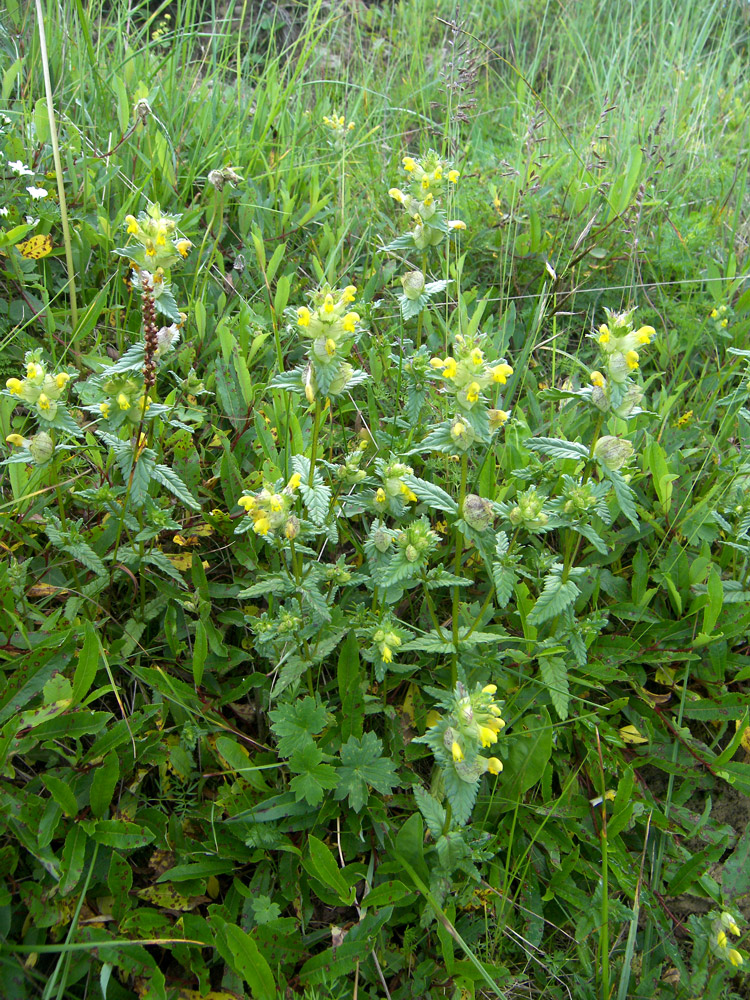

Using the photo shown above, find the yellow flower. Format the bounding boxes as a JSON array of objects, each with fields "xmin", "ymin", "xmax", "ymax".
[
  {"xmin": 451, "ymin": 420, "xmax": 467, "ymax": 440},
  {"xmin": 145, "ymin": 241, "xmax": 156, "ymax": 257},
  {"xmin": 430, "ymin": 357, "xmax": 446, "ymax": 369},
  {"xmin": 156, "ymin": 231, "xmax": 167, "ymax": 247},
  {"xmin": 710, "ymin": 308, "xmax": 718, "ymax": 318},
  {"xmin": 466, "ymin": 382, "xmax": 481, "ymax": 403},
  {"xmin": 343, "ymin": 285, "xmax": 357, "ymax": 303},
  {"xmin": 721, "ymin": 318, "xmax": 728, "ymax": 328},
  {"xmin": 421, "ymin": 177, "xmax": 431, "ymax": 191},
  {"xmin": 27, "ymin": 362, "xmax": 42, "ymax": 380},
  {"xmin": 485, "ymin": 716, "xmax": 505, "ymax": 732},
  {"xmin": 625, "ymin": 350, "xmax": 639, "ymax": 370},
  {"xmin": 483, "ymin": 684, "xmax": 497, "ymax": 694},
  {"xmin": 402, "ymin": 156, "xmax": 416, "ymax": 172},
  {"xmin": 238, "ymin": 495, "xmax": 256, "ymax": 512},
  {"xmin": 37, "ymin": 393, "xmax": 51, "ymax": 411},
  {"xmin": 487, "ymin": 757, "xmax": 503, "ymax": 775},
  {"xmin": 728, "ymin": 949, "xmax": 743, "ymax": 967},
  {"xmin": 253, "ymin": 516, "xmax": 271, "ymax": 536},
  {"xmin": 375, "ymin": 488, "xmax": 387, "ymax": 504},
  {"xmin": 448, "ymin": 169, "xmax": 460, "ymax": 183},
  {"xmin": 636, "ymin": 325, "xmax": 655, "ymax": 344},
  {"xmin": 491, "ymin": 363, "xmax": 513, "ymax": 384},
  {"xmin": 125, "ymin": 215, "xmax": 139, "ymax": 234},
  {"xmin": 478, "ymin": 725, "xmax": 498, "ymax": 747},
  {"xmin": 489, "ymin": 409, "xmax": 510, "ymax": 429},
  {"xmin": 55, "ymin": 372, "xmax": 71, "ymax": 389},
  {"xmin": 297, "ymin": 307, "xmax": 311, "ymax": 327},
  {"xmin": 489, "ymin": 703, "xmax": 503, "ymax": 717},
  {"xmin": 269, "ymin": 495, "xmax": 284, "ymax": 512},
  {"xmin": 323, "ymin": 293, "xmax": 335, "ymax": 315},
  {"xmin": 423, "ymin": 193, "xmax": 434, "ymax": 207},
  {"xmin": 6, "ymin": 378, "xmax": 22, "ymax": 395},
  {"xmin": 433, "ymin": 166, "xmax": 443, "ymax": 181},
  {"xmin": 590, "ymin": 370, "xmax": 605, "ymax": 387},
  {"xmin": 6, "ymin": 433, "xmax": 25, "ymax": 447},
  {"xmin": 598, "ymin": 326, "xmax": 610, "ymax": 345},
  {"xmin": 451, "ymin": 741, "xmax": 464, "ymax": 762},
  {"xmin": 447, "ymin": 219, "xmax": 466, "ymax": 230},
  {"xmin": 175, "ymin": 239, "xmax": 192, "ymax": 258},
  {"xmin": 325, "ymin": 338, "xmax": 337, "ymax": 356},
  {"xmin": 117, "ymin": 393, "xmax": 131, "ymax": 411},
  {"xmin": 342, "ymin": 311, "xmax": 359, "ymax": 333},
  {"xmin": 287, "ymin": 472, "xmax": 302, "ymax": 491},
  {"xmin": 718, "ymin": 931, "xmax": 728, "ymax": 949},
  {"xmin": 443, "ymin": 357, "xmax": 457, "ymax": 379},
  {"xmin": 389, "ymin": 187, "xmax": 405, "ymax": 203},
  {"xmin": 400, "ymin": 483, "xmax": 418, "ymax": 503},
  {"xmin": 470, "ymin": 347, "xmax": 484, "ymax": 365},
  {"xmin": 99, "ymin": 401, "xmax": 110, "ymax": 418},
  {"xmin": 382, "ymin": 645, "xmax": 393, "ymax": 663}
]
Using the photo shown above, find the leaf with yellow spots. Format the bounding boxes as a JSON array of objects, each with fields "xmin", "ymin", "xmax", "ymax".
[
  {"xmin": 619, "ymin": 724, "xmax": 648, "ymax": 744},
  {"xmin": 163, "ymin": 551, "xmax": 208, "ymax": 571},
  {"xmin": 135, "ymin": 884, "xmax": 205, "ymax": 910},
  {"xmin": 736, "ymin": 719, "xmax": 750, "ymax": 755},
  {"xmin": 17, "ymin": 234, "xmax": 53, "ymax": 259}
]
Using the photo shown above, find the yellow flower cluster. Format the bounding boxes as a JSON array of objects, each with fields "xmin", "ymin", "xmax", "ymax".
[
  {"xmin": 237, "ymin": 474, "xmax": 301, "ymax": 540},
  {"xmin": 297, "ymin": 283, "xmax": 359, "ymax": 359},
  {"xmin": 590, "ymin": 308, "xmax": 656, "ymax": 388},
  {"xmin": 123, "ymin": 202, "xmax": 192, "ymax": 270},
  {"xmin": 388, "ymin": 150, "xmax": 463, "ymax": 249},
  {"xmin": 439, "ymin": 683, "xmax": 506, "ymax": 773},
  {"xmin": 430, "ymin": 334, "xmax": 513, "ymax": 414},
  {"xmin": 715, "ymin": 911, "xmax": 744, "ymax": 968},
  {"xmin": 5, "ymin": 354, "xmax": 72, "ymax": 423}
]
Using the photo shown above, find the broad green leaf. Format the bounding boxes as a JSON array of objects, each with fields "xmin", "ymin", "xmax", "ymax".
[
  {"xmin": 42, "ymin": 775, "xmax": 78, "ymax": 817},
  {"xmin": 539, "ymin": 655, "xmax": 569, "ymax": 721},
  {"xmin": 71, "ymin": 623, "xmax": 101, "ymax": 705},
  {"xmin": 92, "ymin": 820, "xmax": 155, "ymax": 849},
  {"xmin": 222, "ymin": 924, "xmax": 275, "ymax": 1000},
  {"xmin": 337, "ymin": 631, "xmax": 364, "ymax": 741},
  {"xmin": 306, "ymin": 835, "xmax": 352, "ymax": 902},
  {"xmin": 90, "ymin": 751, "xmax": 120, "ymax": 818}
]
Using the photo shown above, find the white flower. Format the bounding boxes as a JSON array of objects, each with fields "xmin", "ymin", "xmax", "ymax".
[
  {"xmin": 9, "ymin": 160, "xmax": 33, "ymax": 176},
  {"xmin": 25, "ymin": 216, "xmax": 39, "ymax": 226},
  {"xmin": 0, "ymin": 207, "xmax": 8, "ymax": 217},
  {"xmin": 26, "ymin": 186, "xmax": 48, "ymax": 200}
]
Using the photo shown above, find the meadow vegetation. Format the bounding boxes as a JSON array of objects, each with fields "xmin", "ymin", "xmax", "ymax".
[{"xmin": 1, "ymin": 0, "xmax": 750, "ymax": 997}]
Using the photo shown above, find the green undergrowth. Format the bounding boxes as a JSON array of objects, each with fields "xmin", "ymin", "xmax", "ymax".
[{"xmin": 1, "ymin": 1, "xmax": 750, "ymax": 998}]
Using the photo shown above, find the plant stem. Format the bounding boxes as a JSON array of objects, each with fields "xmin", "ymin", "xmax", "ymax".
[
  {"xmin": 451, "ymin": 452, "xmax": 469, "ymax": 686},
  {"xmin": 308, "ymin": 399, "xmax": 322, "ymax": 486}
]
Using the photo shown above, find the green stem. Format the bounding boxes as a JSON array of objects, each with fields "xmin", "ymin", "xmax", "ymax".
[
  {"xmin": 451, "ymin": 453, "xmax": 469, "ymax": 686},
  {"xmin": 308, "ymin": 400, "xmax": 322, "ymax": 486}
]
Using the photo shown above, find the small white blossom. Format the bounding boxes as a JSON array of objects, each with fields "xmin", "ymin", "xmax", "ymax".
[
  {"xmin": 9, "ymin": 160, "xmax": 33, "ymax": 176},
  {"xmin": 26, "ymin": 186, "xmax": 48, "ymax": 200},
  {"xmin": 0, "ymin": 207, "xmax": 8, "ymax": 217}
]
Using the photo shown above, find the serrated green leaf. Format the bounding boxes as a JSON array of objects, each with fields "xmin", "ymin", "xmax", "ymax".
[
  {"xmin": 334, "ymin": 731, "xmax": 399, "ymax": 812},
  {"xmin": 288, "ymin": 744, "xmax": 339, "ymax": 806},
  {"xmin": 528, "ymin": 567, "xmax": 580, "ymax": 625},
  {"xmin": 401, "ymin": 475, "xmax": 457, "ymax": 514},
  {"xmin": 151, "ymin": 463, "xmax": 200, "ymax": 510},
  {"xmin": 269, "ymin": 696, "xmax": 328, "ymax": 757},
  {"xmin": 525, "ymin": 437, "xmax": 590, "ymax": 461},
  {"xmin": 413, "ymin": 784, "xmax": 446, "ymax": 838}
]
